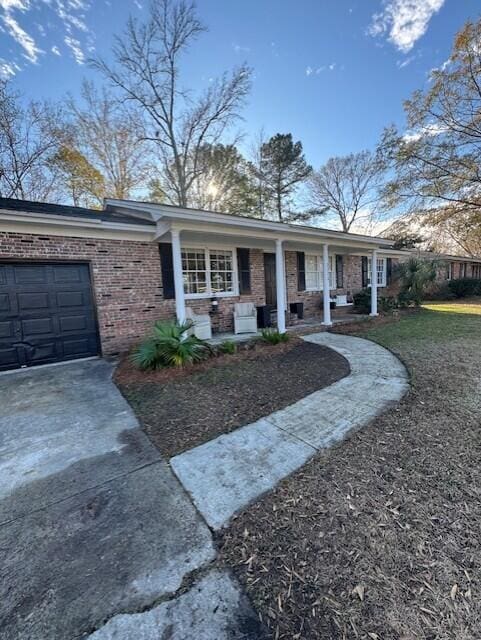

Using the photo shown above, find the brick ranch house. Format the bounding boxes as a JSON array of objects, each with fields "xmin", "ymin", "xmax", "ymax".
[{"xmin": 1, "ymin": 196, "xmax": 480, "ymax": 372}]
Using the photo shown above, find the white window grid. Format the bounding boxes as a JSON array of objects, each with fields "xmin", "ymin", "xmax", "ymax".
[
  {"xmin": 181, "ymin": 247, "xmax": 236, "ymax": 298},
  {"xmin": 367, "ymin": 257, "xmax": 387, "ymax": 287},
  {"xmin": 305, "ymin": 254, "xmax": 335, "ymax": 291}
]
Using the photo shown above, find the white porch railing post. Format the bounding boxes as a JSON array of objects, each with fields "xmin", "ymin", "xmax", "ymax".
[
  {"xmin": 275, "ymin": 238, "xmax": 286, "ymax": 333},
  {"xmin": 322, "ymin": 243, "xmax": 332, "ymax": 326},
  {"xmin": 370, "ymin": 249, "xmax": 379, "ymax": 317},
  {"xmin": 171, "ymin": 228, "xmax": 186, "ymax": 324}
]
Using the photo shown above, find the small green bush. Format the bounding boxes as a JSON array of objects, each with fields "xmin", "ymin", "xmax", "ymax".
[
  {"xmin": 261, "ymin": 328, "xmax": 290, "ymax": 344},
  {"xmin": 447, "ymin": 277, "xmax": 481, "ymax": 298},
  {"xmin": 354, "ymin": 289, "xmax": 400, "ymax": 313},
  {"xmin": 379, "ymin": 296, "xmax": 398, "ymax": 312},
  {"xmin": 396, "ymin": 257, "xmax": 437, "ymax": 305},
  {"xmin": 423, "ymin": 281, "xmax": 456, "ymax": 301},
  {"xmin": 218, "ymin": 339, "xmax": 237, "ymax": 355},
  {"xmin": 132, "ymin": 320, "xmax": 212, "ymax": 369},
  {"xmin": 353, "ymin": 288, "xmax": 371, "ymax": 314}
]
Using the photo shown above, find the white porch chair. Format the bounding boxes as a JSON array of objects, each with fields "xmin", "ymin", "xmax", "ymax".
[
  {"xmin": 234, "ymin": 302, "xmax": 257, "ymax": 334},
  {"xmin": 185, "ymin": 307, "xmax": 212, "ymax": 340}
]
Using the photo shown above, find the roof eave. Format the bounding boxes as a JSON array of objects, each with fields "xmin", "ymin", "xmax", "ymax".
[{"xmin": 105, "ymin": 199, "xmax": 395, "ymax": 248}]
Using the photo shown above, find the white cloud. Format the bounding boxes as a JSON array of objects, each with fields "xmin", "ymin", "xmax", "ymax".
[
  {"xmin": 2, "ymin": 13, "xmax": 41, "ymax": 62},
  {"xmin": 0, "ymin": 0, "xmax": 94, "ymax": 72},
  {"xmin": 306, "ymin": 63, "xmax": 337, "ymax": 77},
  {"xmin": 0, "ymin": 58, "xmax": 19, "ymax": 78},
  {"xmin": 64, "ymin": 35, "xmax": 84, "ymax": 64},
  {"xmin": 233, "ymin": 43, "xmax": 250, "ymax": 54},
  {"xmin": 397, "ymin": 54, "xmax": 415, "ymax": 68},
  {"xmin": 403, "ymin": 122, "xmax": 446, "ymax": 142},
  {"xmin": 369, "ymin": 0, "xmax": 445, "ymax": 53}
]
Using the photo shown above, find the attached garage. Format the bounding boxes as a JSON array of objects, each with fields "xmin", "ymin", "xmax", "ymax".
[{"xmin": 0, "ymin": 262, "xmax": 100, "ymax": 371}]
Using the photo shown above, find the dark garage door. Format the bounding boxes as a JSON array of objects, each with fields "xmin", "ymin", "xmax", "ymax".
[{"xmin": 0, "ymin": 262, "xmax": 100, "ymax": 371}]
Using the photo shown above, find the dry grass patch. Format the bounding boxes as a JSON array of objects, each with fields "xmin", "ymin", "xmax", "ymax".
[{"xmin": 218, "ymin": 299, "xmax": 481, "ymax": 640}]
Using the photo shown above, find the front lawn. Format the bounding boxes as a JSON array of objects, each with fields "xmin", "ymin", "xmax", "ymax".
[
  {"xmin": 218, "ymin": 299, "xmax": 481, "ymax": 640},
  {"xmin": 116, "ymin": 338, "xmax": 350, "ymax": 458}
]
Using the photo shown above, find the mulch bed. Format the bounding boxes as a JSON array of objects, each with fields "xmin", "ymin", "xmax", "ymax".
[
  {"xmin": 115, "ymin": 337, "xmax": 350, "ymax": 458},
  {"xmin": 217, "ymin": 305, "xmax": 481, "ymax": 640}
]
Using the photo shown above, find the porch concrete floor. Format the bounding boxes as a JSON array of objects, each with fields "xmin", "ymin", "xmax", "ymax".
[{"xmin": 208, "ymin": 314, "xmax": 369, "ymax": 344}]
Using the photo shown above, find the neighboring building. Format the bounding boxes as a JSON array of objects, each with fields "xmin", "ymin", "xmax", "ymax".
[
  {"xmin": 412, "ymin": 250, "xmax": 481, "ymax": 281},
  {"xmin": 0, "ymin": 197, "xmax": 479, "ymax": 372}
]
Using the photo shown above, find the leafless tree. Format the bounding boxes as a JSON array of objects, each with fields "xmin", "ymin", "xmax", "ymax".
[
  {"xmin": 308, "ymin": 150, "xmax": 386, "ymax": 232},
  {"xmin": 65, "ymin": 81, "xmax": 151, "ymax": 200},
  {"xmin": 91, "ymin": 0, "xmax": 251, "ymax": 207},
  {"xmin": 0, "ymin": 81, "xmax": 60, "ymax": 201}
]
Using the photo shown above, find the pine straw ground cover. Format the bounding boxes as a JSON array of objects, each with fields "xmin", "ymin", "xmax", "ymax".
[
  {"xmin": 115, "ymin": 337, "xmax": 350, "ymax": 458},
  {"xmin": 217, "ymin": 299, "xmax": 481, "ymax": 640}
]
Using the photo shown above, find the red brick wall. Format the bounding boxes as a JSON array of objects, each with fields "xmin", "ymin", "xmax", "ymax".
[
  {"xmin": 285, "ymin": 251, "xmax": 365, "ymax": 319},
  {"xmin": 185, "ymin": 248, "xmax": 265, "ymax": 333},
  {"xmin": 0, "ymin": 230, "xmax": 401, "ymax": 353},
  {"xmin": 0, "ymin": 231, "xmax": 171, "ymax": 355},
  {"xmin": 0, "ymin": 233, "xmax": 266, "ymax": 353}
]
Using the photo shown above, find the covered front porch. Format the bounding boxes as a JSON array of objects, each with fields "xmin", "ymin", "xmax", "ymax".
[{"xmin": 106, "ymin": 199, "xmax": 401, "ymax": 335}]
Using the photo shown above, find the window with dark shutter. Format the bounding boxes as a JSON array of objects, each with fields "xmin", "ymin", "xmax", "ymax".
[
  {"xmin": 297, "ymin": 251, "xmax": 306, "ymax": 291},
  {"xmin": 236, "ymin": 248, "xmax": 251, "ymax": 294},
  {"xmin": 386, "ymin": 258, "xmax": 393, "ymax": 285},
  {"xmin": 159, "ymin": 243, "xmax": 175, "ymax": 299},
  {"xmin": 335, "ymin": 255, "xmax": 343, "ymax": 288},
  {"xmin": 361, "ymin": 256, "xmax": 368, "ymax": 288}
]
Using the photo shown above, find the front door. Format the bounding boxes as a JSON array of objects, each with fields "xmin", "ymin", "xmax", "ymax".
[{"xmin": 264, "ymin": 253, "xmax": 277, "ymax": 306}]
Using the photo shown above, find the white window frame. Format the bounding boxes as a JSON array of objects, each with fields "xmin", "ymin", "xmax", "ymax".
[
  {"xmin": 305, "ymin": 254, "xmax": 335, "ymax": 291},
  {"xmin": 367, "ymin": 257, "xmax": 387, "ymax": 288},
  {"xmin": 181, "ymin": 245, "xmax": 239, "ymax": 299},
  {"xmin": 447, "ymin": 262, "xmax": 454, "ymax": 280}
]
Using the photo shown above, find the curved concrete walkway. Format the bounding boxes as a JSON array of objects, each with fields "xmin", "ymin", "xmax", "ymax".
[{"xmin": 171, "ymin": 332, "xmax": 409, "ymax": 530}]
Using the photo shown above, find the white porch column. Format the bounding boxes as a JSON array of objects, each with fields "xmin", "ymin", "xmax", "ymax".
[
  {"xmin": 171, "ymin": 228, "xmax": 186, "ymax": 324},
  {"xmin": 322, "ymin": 243, "xmax": 332, "ymax": 326},
  {"xmin": 275, "ymin": 238, "xmax": 286, "ymax": 333},
  {"xmin": 370, "ymin": 249, "xmax": 379, "ymax": 317}
]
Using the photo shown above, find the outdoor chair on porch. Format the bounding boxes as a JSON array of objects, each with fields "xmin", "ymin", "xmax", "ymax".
[
  {"xmin": 234, "ymin": 302, "xmax": 257, "ymax": 334},
  {"xmin": 185, "ymin": 307, "xmax": 212, "ymax": 340}
]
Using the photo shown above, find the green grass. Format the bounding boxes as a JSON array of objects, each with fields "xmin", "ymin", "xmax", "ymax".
[{"xmin": 358, "ymin": 298, "xmax": 481, "ymax": 347}]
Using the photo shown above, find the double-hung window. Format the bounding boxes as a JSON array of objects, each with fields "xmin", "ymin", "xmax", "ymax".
[
  {"xmin": 182, "ymin": 247, "xmax": 236, "ymax": 297},
  {"xmin": 305, "ymin": 254, "xmax": 335, "ymax": 291},
  {"xmin": 367, "ymin": 257, "xmax": 387, "ymax": 287}
]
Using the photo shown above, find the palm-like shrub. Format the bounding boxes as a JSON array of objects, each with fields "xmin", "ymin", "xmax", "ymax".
[
  {"xmin": 396, "ymin": 257, "xmax": 437, "ymax": 306},
  {"xmin": 261, "ymin": 328, "xmax": 289, "ymax": 344},
  {"xmin": 132, "ymin": 320, "xmax": 211, "ymax": 369}
]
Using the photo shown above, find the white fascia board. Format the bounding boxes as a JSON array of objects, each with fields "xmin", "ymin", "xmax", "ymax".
[
  {"xmin": 377, "ymin": 248, "xmax": 412, "ymax": 258},
  {"xmin": 106, "ymin": 199, "xmax": 394, "ymax": 248}
]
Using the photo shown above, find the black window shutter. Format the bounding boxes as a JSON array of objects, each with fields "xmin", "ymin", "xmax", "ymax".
[
  {"xmin": 335, "ymin": 255, "xmax": 344, "ymax": 288},
  {"xmin": 297, "ymin": 251, "xmax": 306, "ymax": 291},
  {"xmin": 386, "ymin": 258, "xmax": 393, "ymax": 284},
  {"xmin": 361, "ymin": 256, "xmax": 368, "ymax": 288},
  {"xmin": 237, "ymin": 248, "xmax": 251, "ymax": 294},
  {"xmin": 159, "ymin": 243, "xmax": 175, "ymax": 299}
]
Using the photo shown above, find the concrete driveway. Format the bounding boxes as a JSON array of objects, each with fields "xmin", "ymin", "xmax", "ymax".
[{"xmin": 0, "ymin": 359, "xmax": 260, "ymax": 639}]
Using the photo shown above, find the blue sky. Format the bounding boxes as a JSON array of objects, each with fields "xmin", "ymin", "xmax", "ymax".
[{"xmin": 0, "ymin": 0, "xmax": 478, "ymax": 168}]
